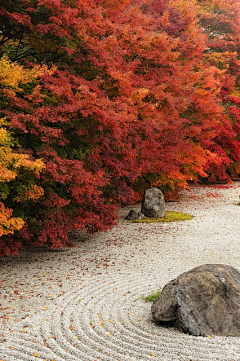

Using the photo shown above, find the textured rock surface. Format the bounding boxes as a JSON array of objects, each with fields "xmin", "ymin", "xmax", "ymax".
[
  {"xmin": 141, "ymin": 187, "xmax": 165, "ymax": 218},
  {"xmin": 125, "ymin": 210, "xmax": 145, "ymax": 220},
  {"xmin": 151, "ymin": 264, "xmax": 240, "ymax": 336}
]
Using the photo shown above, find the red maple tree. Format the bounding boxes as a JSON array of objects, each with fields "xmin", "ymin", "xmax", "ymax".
[{"xmin": 0, "ymin": 0, "xmax": 239, "ymax": 255}]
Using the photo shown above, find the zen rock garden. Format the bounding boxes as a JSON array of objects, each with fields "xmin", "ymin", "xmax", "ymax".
[
  {"xmin": 127, "ymin": 187, "xmax": 240, "ymax": 338},
  {"xmin": 151, "ymin": 264, "xmax": 240, "ymax": 337},
  {"xmin": 1, "ymin": 182, "xmax": 240, "ymax": 360}
]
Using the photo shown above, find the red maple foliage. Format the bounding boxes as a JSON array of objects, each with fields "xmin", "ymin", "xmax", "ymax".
[
  {"xmin": 0, "ymin": 0, "xmax": 239, "ymax": 255},
  {"xmin": 196, "ymin": 0, "xmax": 240, "ymax": 180}
]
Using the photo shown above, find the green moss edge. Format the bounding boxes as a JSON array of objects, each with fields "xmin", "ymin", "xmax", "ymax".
[
  {"xmin": 130, "ymin": 211, "xmax": 192, "ymax": 223},
  {"xmin": 141, "ymin": 290, "xmax": 161, "ymax": 302}
]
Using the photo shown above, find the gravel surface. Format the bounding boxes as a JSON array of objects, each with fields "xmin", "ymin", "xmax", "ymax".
[{"xmin": 0, "ymin": 182, "xmax": 240, "ymax": 360}]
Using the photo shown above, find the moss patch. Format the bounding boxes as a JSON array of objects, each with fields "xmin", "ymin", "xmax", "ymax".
[
  {"xmin": 130, "ymin": 211, "xmax": 192, "ymax": 223},
  {"xmin": 141, "ymin": 290, "xmax": 161, "ymax": 302}
]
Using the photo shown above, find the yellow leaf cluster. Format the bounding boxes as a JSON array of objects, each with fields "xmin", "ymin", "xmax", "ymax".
[
  {"xmin": 131, "ymin": 88, "xmax": 149, "ymax": 104},
  {"xmin": 0, "ymin": 126, "xmax": 17, "ymax": 182},
  {"xmin": 0, "ymin": 202, "xmax": 24, "ymax": 237},
  {"xmin": 13, "ymin": 184, "xmax": 44, "ymax": 203},
  {"xmin": 0, "ymin": 164, "xmax": 16, "ymax": 183},
  {"xmin": 0, "ymin": 54, "xmax": 56, "ymax": 93},
  {"xmin": 15, "ymin": 156, "xmax": 44, "ymax": 174},
  {"xmin": 0, "ymin": 119, "xmax": 45, "ymax": 182},
  {"xmin": 0, "ymin": 120, "xmax": 45, "ymax": 237},
  {"xmin": 0, "ymin": 54, "xmax": 37, "ymax": 91}
]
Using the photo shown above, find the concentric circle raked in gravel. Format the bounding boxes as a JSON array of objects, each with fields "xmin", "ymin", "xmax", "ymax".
[
  {"xmin": 1, "ymin": 272, "xmax": 240, "ymax": 361},
  {"xmin": 1, "ymin": 183, "xmax": 240, "ymax": 361}
]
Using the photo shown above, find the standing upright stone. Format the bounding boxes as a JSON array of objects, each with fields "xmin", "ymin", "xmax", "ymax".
[{"xmin": 141, "ymin": 187, "xmax": 165, "ymax": 218}]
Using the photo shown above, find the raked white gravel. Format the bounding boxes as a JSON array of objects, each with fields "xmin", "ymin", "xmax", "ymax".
[{"xmin": 0, "ymin": 182, "xmax": 240, "ymax": 360}]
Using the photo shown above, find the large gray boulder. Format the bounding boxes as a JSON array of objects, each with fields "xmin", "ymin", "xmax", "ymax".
[
  {"xmin": 151, "ymin": 264, "xmax": 240, "ymax": 336},
  {"xmin": 141, "ymin": 187, "xmax": 165, "ymax": 218}
]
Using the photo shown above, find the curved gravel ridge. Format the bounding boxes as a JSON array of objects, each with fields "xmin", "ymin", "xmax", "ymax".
[
  {"xmin": 0, "ymin": 183, "xmax": 240, "ymax": 360},
  {"xmin": 2, "ymin": 273, "xmax": 240, "ymax": 361}
]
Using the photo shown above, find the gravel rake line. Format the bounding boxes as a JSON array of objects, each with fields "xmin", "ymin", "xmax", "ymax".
[
  {"xmin": 38, "ymin": 275, "xmax": 165, "ymax": 360},
  {"xmin": 0, "ymin": 336, "xmax": 60, "ymax": 361},
  {"xmin": 2, "ymin": 273, "xmax": 240, "ymax": 361},
  {"xmin": 1, "ymin": 184, "xmax": 240, "ymax": 361}
]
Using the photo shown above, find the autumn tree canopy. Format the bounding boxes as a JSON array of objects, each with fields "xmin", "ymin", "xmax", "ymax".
[{"xmin": 0, "ymin": 0, "xmax": 239, "ymax": 255}]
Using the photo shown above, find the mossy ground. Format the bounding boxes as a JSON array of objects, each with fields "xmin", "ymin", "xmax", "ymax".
[
  {"xmin": 141, "ymin": 290, "xmax": 161, "ymax": 302},
  {"xmin": 130, "ymin": 211, "xmax": 192, "ymax": 223}
]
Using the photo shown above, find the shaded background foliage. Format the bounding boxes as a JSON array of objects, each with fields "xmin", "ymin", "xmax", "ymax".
[{"xmin": 0, "ymin": 0, "xmax": 239, "ymax": 255}]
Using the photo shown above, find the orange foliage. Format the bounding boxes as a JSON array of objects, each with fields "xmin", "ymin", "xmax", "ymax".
[
  {"xmin": 0, "ymin": 0, "xmax": 239, "ymax": 255},
  {"xmin": 0, "ymin": 202, "xmax": 24, "ymax": 237}
]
